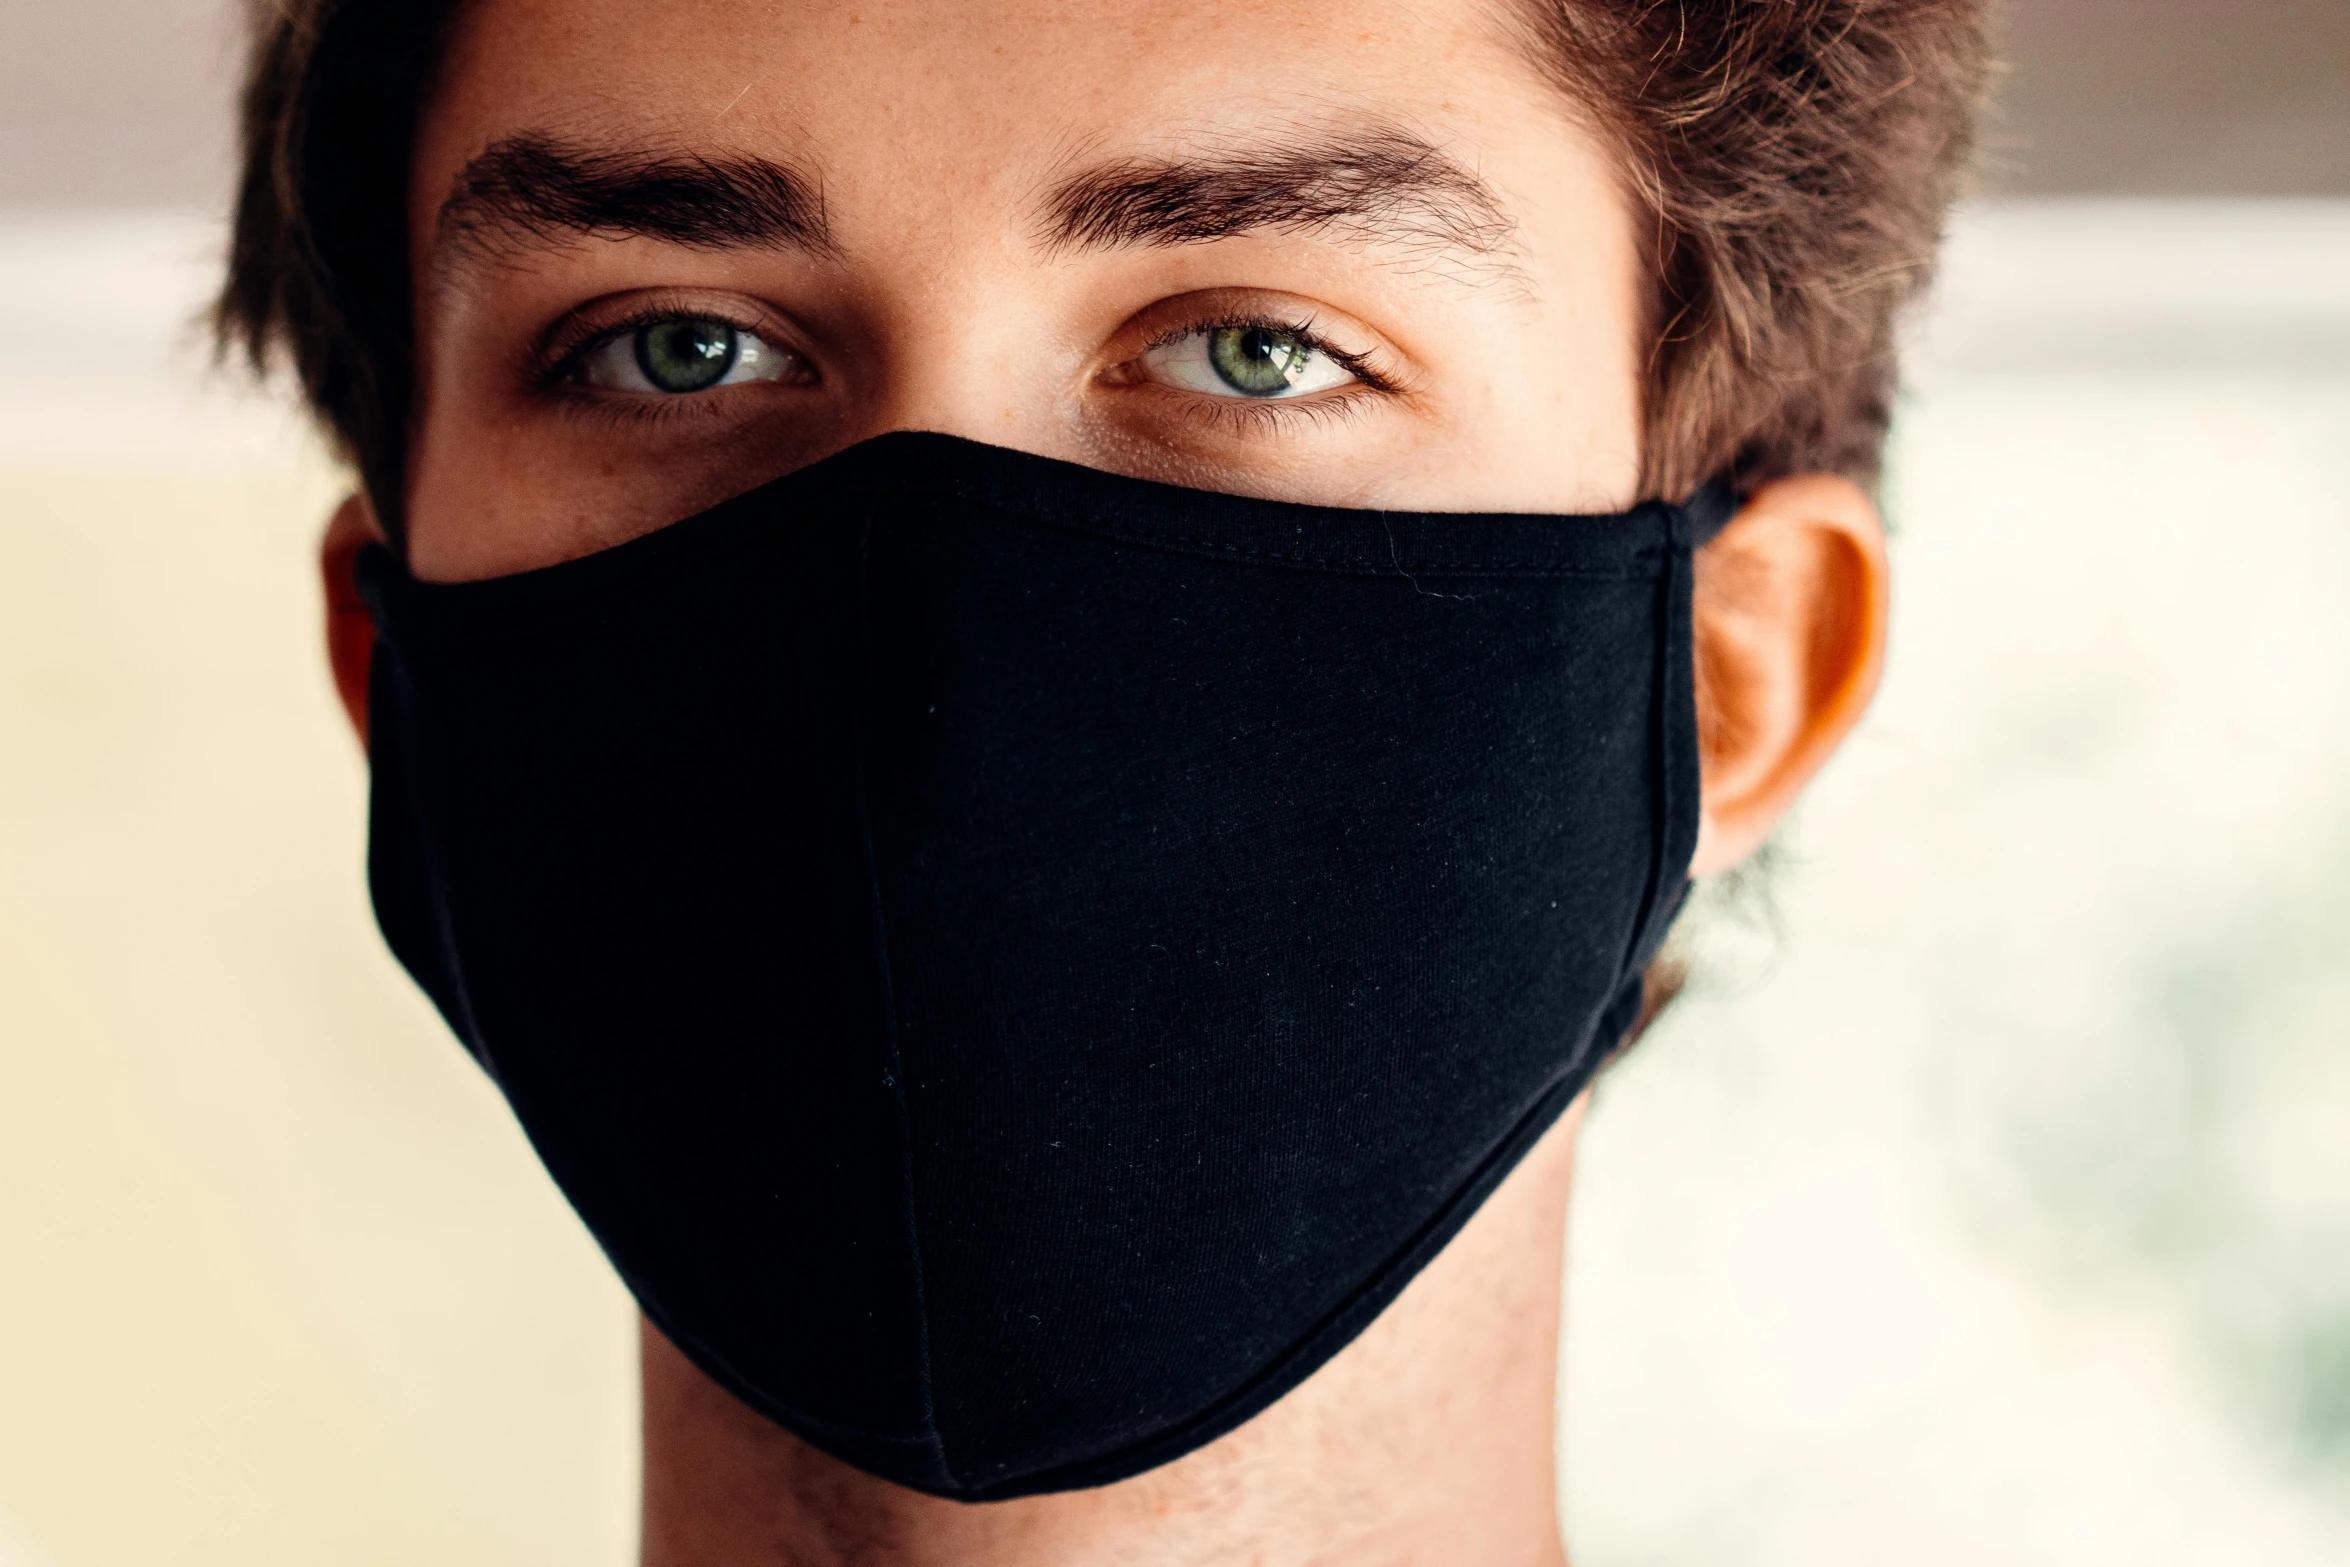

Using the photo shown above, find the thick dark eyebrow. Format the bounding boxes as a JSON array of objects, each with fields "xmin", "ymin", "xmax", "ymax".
[
  {"xmin": 1039, "ymin": 127, "xmax": 1517, "ymax": 268},
  {"xmin": 435, "ymin": 134, "xmax": 835, "ymax": 262}
]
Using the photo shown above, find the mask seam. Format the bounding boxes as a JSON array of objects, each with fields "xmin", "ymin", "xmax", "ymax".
[
  {"xmin": 1019, "ymin": 529, "xmax": 1658, "ymax": 580},
  {"xmin": 1614, "ymin": 497, "xmax": 1697, "ymax": 984},
  {"xmin": 914, "ymin": 482, "xmax": 1669, "ymax": 580},
  {"xmin": 364, "ymin": 526, "xmax": 1668, "ymax": 654},
  {"xmin": 374, "ymin": 645, "xmax": 502, "ymax": 1081},
  {"xmin": 849, "ymin": 497, "xmax": 956, "ymax": 1491},
  {"xmin": 916, "ymin": 495, "xmax": 1715, "ymax": 1501},
  {"xmin": 355, "ymin": 478, "xmax": 1676, "ymax": 655}
]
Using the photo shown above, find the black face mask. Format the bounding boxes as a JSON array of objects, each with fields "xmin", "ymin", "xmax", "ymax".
[{"xmin": 357, "ymin": 431, "xmax": 1729, "ymax": 1501}]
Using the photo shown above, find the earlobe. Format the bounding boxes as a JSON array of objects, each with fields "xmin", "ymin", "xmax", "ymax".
[
  {"xmin": 321, "ymin": 493, "xmax": 383, "ymax": 750},
  {"xmin": 1687, "ymin": 473, "xmax": 1888, "ymax": 877}
]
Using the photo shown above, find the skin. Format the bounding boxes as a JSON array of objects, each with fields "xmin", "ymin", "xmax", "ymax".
[{"xmin": 318, "ymin": 0, "xmax": 1890, "ymax": 1559}]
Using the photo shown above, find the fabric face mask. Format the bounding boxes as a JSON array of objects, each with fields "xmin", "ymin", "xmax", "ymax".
[{"xmin": 357, "ymin": 431, "xmax": 1730, "ymax": 1500}]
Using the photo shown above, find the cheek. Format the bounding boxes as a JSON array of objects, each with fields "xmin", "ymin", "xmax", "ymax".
[
  {"xmin": 404, "ymin": 402, "xmax": 850, "ymax": 584},
  {"xmin": 401, "ymin": 282, "xmax": 853, "ymax": 582},
  {"xmin": 1497, "ymin": 261, "xmax": 1647, "ymax": 511},
  {"xmin": 1348, "ymin": 297, "xmax": 1644, "ymax": 516}
]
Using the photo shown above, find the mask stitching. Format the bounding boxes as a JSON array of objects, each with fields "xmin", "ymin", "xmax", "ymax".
[
  {"xmin": 364, "ymin": 525, "xmax": 1671, "ymax": 653},
  {"xmin": 918, "ymin": 487, "xmax": 1671, "ymax": 580}
]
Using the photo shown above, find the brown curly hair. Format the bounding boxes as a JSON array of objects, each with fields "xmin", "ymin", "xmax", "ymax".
[{"xmin": 216, "ymin": 0, "xmax": 1993, "ymax": 526}]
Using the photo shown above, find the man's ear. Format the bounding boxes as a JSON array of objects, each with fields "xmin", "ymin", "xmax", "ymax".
[
  {"xmin": 1688, "ymin": 474, "xmax": 1889, "ymax": 876},
  {"xmin": 321, "ymin": 493, "xmax": 383, "ymax": 750}
]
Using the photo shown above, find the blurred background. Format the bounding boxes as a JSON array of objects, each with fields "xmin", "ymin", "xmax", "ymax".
[{"xmin": 1, "ymin": 2, "xmax": 2345, "ymax": 1563}]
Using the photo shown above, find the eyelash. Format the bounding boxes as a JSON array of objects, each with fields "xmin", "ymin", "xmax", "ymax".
[
  {"xmin": 536, "ymin": 303, "xmax": 783, "ymax": 393},
  {"xmin": 1125, "ymin": 309, "xmax": 1399, "ymax": 437},
  {"xmin": 1141, "ymin": 311, "xmax": 1395, "ymax": 390},
  {"xmin": 534, "ymin": 305, "xmax": 1398, "ymax": 430},
  {"xmin": 1154, "ymin": 376, "xmax": 1385, "ymax": 438}
]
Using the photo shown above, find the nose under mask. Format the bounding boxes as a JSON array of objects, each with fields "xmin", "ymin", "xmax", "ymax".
[{"xmin": 356, "ymin": 431, "xmax": 1731, "ymax": 1499}]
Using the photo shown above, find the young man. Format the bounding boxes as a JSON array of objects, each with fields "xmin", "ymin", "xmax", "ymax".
[{"xmin": 220, "ymin": 0, "xmax": 1987, "ymax": 1560}]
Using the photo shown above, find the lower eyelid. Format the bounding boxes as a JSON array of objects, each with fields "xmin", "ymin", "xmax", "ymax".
[{"xmin": 1154, "ymin": 381, "xmax": 1385, "ymax": 436}]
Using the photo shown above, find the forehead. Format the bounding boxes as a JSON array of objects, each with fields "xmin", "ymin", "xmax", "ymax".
[{"xmin": 422, "ymin": 0, "xmax": 1582, "ymax": 227}]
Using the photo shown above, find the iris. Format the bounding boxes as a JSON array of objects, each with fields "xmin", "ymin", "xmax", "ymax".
[
  {"xmin": 634, "ymin": 319, "xmax": 740, "ymax": 393},
  {"xmin": 1208, "ymin": 326, "xmax": 1315, "ymax": 397}
]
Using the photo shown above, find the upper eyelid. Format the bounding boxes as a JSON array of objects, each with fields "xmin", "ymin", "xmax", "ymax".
[
  {"xmin": 536, "ymin": 296, "xmax": 1401, "ymax": 398},
  {"xmin": 1140, "ymin": 315, "xmax": 1396, "ymax": 396},
  {"xmin": 1142, "ymin": 310, "xmax": 1352, "ymax": 358}
]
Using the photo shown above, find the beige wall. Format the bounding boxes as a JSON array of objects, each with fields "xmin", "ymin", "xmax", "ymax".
[
  {"xmin": 1996, "ymin": 0, "xmax": 2350, "ymax": 192},
  {"xmin": 1, "ymin": 0, "xmax": 2347, "ymax": 207},
  {"xmin": 0, "ymin": 0, "xmax": 240, "ymax": 209}
]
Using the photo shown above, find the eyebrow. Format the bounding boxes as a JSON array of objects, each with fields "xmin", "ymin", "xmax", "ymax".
[
  {"xmin": 436, "ymin": 135, "xmax": 836, "ymax": 261},
  {"xmin": 1039, "ymin": 127, "xmax": 1518, "ymax": 268},
  {"xmin": 433, "ymin": 126, "xmax": 1517, "ymax": 277}
]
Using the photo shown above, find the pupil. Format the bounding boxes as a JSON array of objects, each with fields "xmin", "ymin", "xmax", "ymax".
[
  {"xmin": 635, "ymin": 319, "xmax": 739, "ymax": 392},
  {"xmin": 1209, "ymin": 326, "xmax": 1308, "ymax": 397}
]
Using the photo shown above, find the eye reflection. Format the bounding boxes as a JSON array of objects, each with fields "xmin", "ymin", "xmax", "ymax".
[
  {"xmin": 575, "ymin": 318, "xmax": 798, "ymax": 394},
  {"xmin": 1142, "ymin": 325, "xmax": 1356, "ymax": 399},
  {"xmin": 639, "ymin": 319, "xmax": 737, "ymax": 390}
]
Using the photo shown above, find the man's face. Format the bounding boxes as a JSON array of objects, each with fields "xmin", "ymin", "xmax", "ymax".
[{"xmin": 403, "ymin": 0, "xmax": 1644, "ymax": 582}]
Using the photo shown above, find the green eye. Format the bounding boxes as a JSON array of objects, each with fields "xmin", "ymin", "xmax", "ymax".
[
  {"xmin": 1222, "ymin": 324, "xmax": 1334, "ymax": 394},
  {"xmin": 573, "ymin": 316, "xmax": 796, "ymax": 396},
  {"xmin": 1137, "ymin": 320, "xmax": 1358, "ymax": 402},
  {"xmin": 1207, "ymin": 326, "xmax": 1317, "ymax": 397},
  {"xmin": 634, "ymin": 319, "xmax": 740, "ymax": 392}
]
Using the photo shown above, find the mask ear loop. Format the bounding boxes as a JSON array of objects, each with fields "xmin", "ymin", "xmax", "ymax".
[
  {"xmin": 1680, "ymin": 476, "xmax": 1740, "ymax": 552},
  {"xmin": 1658, "ymin": 477, "xmax": 1737, "ymax": 891}
]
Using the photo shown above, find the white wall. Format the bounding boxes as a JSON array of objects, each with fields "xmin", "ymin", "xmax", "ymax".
[{"xmin": 1563, "ymin": 201, "xmax": 2350, "ymax": 1564}]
